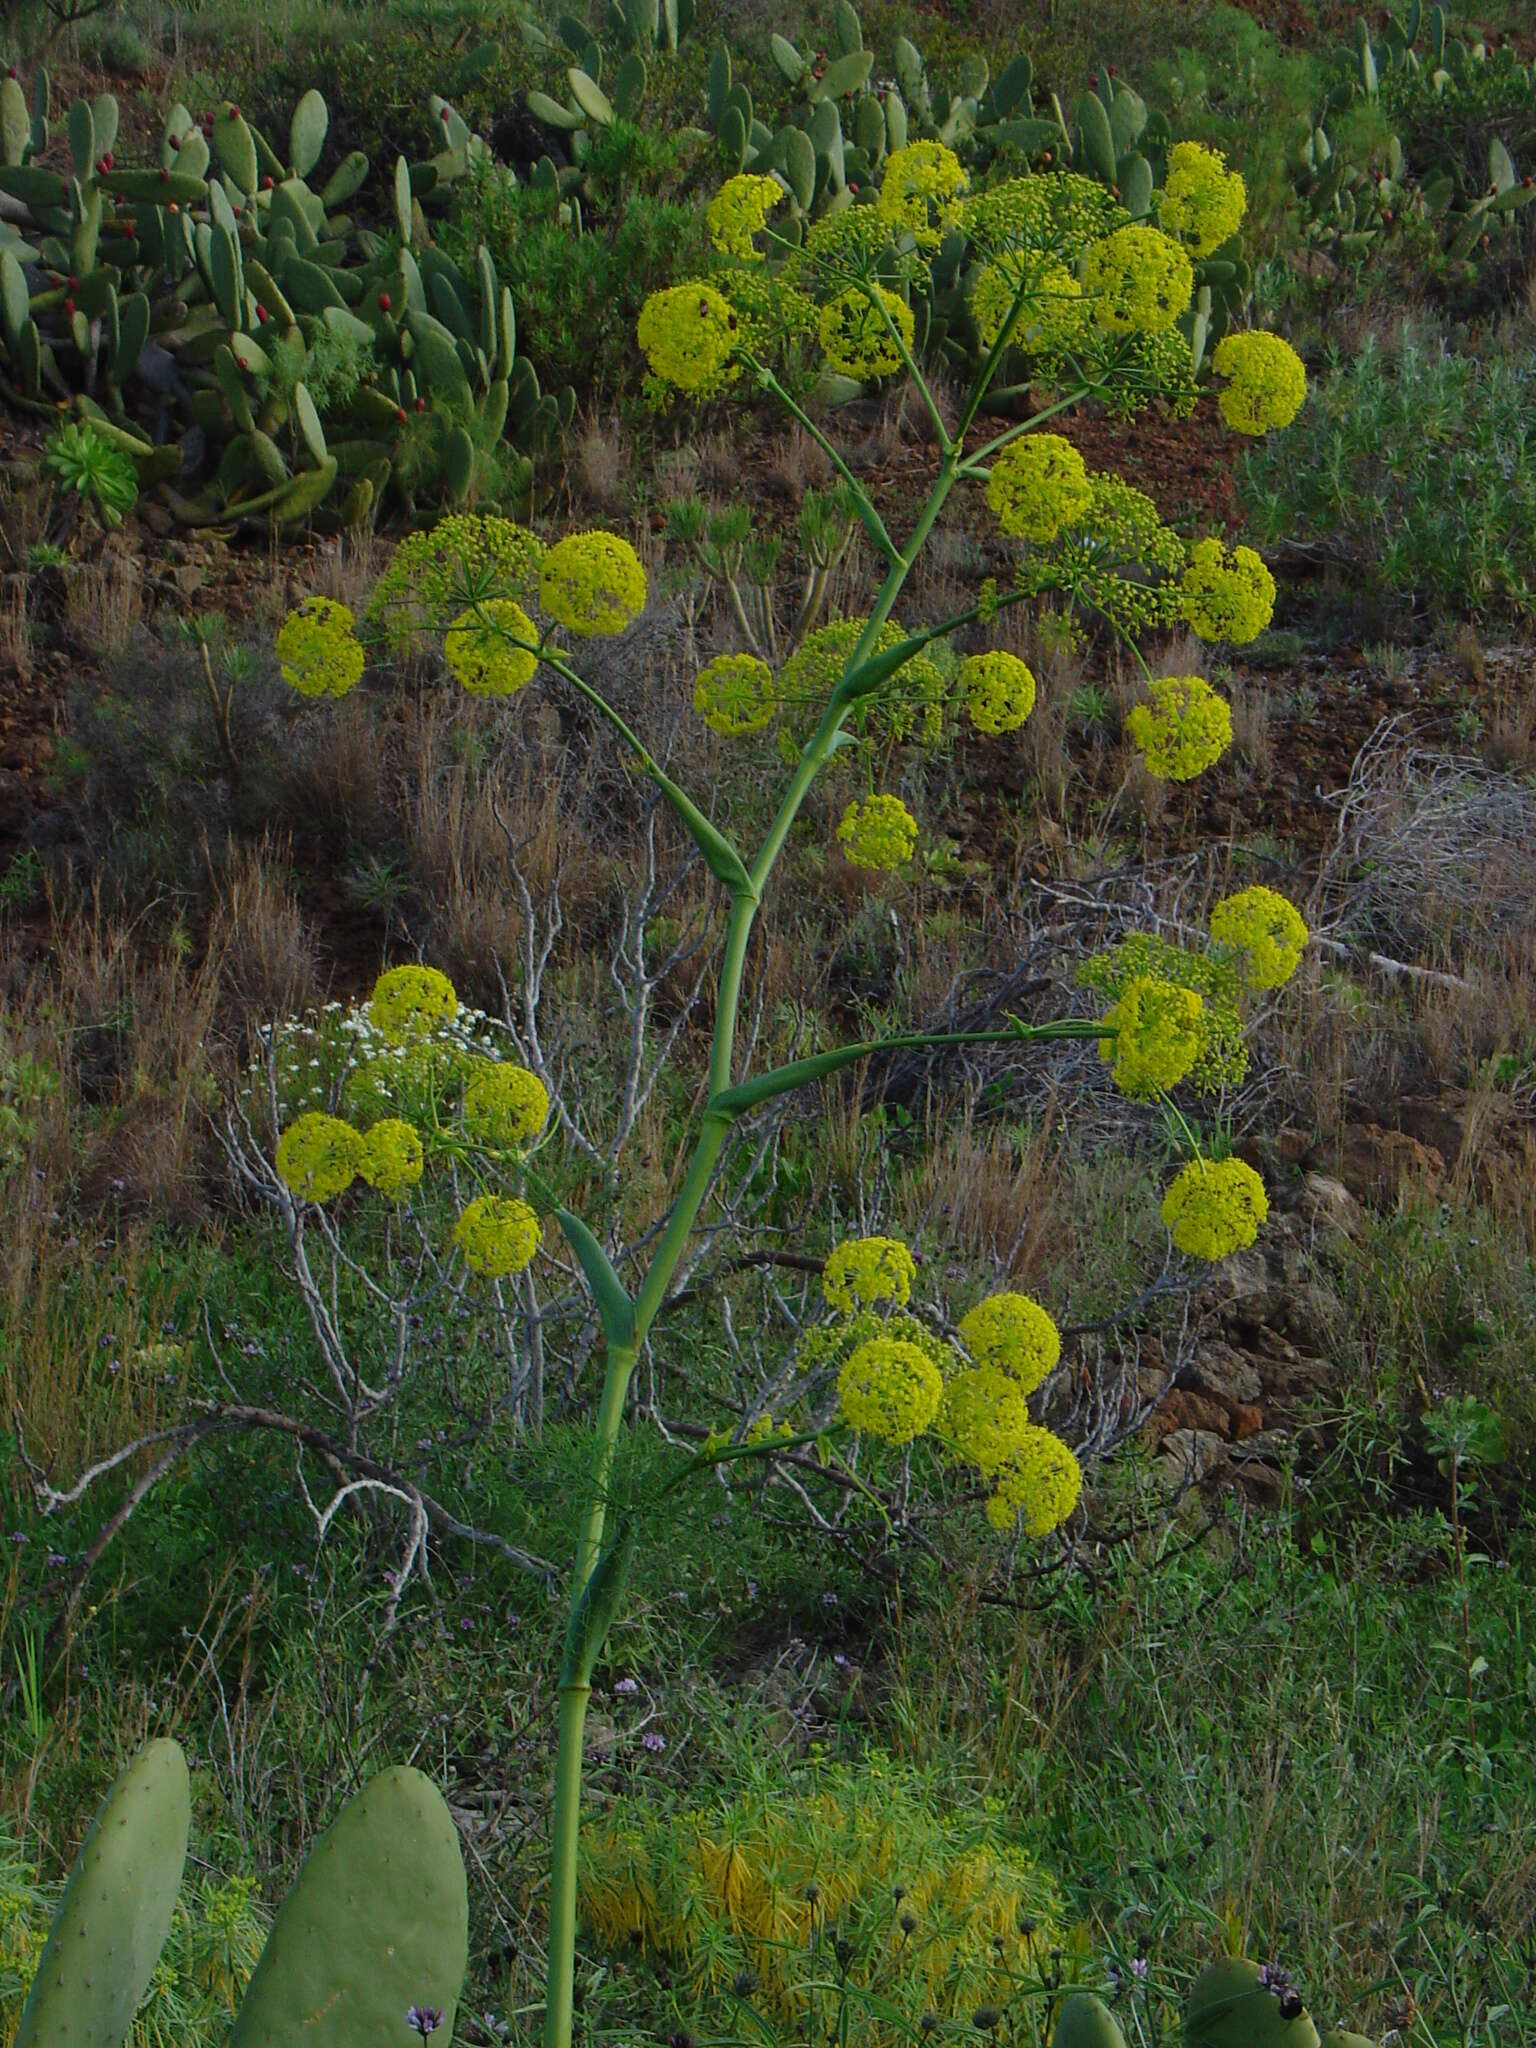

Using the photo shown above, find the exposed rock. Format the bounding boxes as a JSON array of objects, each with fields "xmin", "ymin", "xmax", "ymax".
[
  {"xmin": 1293, "ymin": 1172, "xmax": 1363, "ymax": 1239},
  {"xmin": 1137, "ymin": 1364, "xmax": 1171, "ymax": 1402},
  {"xmin": 1231, "ymin": 1459, "xmax": 1287, "ymax": 1508},
  {"xmin": 1281, "ymin": 1279, "xmax": 1344, "ymax": 1353},
  {"xmin": 1157, "ymin": 1428, "xmax": 1227, "ymax": 1485},
  {"xmin": 1148, "ymin": 1389, "xmax": 1231, "ymax": 1441},
  {"xmin": 1189, "ymin": 1340, "xmax": 1262, "ymax": 1406},
  {"xmin": 1393, "ymin": 1096, "xmax": 1469, "ymax": 1172},
  {"xmin": 1228, "ymin": 1401, "xmax": 1265, "ymax": 1441},
  {"xmin": 1338, "ymin": 1121, "xmax": 1445, "ymax": 1204}
]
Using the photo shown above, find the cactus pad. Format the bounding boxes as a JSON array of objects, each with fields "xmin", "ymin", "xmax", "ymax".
[
  {"xmin": 1054, "ymin": 1992, "xmax": 1129, "ymax": 2048},
  {"xmin": 1186, "ymin": 1959, "xmax": 1321, "ymax": 2048},
  {"xmin": 15, "ymin": 1737, "xmax": 191, "ymax": 2048},
  {"xmin": 228, "ymin": 1766, "xmax": 467, "ymax": 2046}
]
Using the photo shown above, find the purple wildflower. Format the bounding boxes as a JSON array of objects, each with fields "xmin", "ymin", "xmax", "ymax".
[
  {"xmin": 641, "ymin": 1730, "xmax": 666, "ymax": 1754},
  {"xmin": 405, "ymin": 2007, "xmax": 443, "ymax": 2036}
]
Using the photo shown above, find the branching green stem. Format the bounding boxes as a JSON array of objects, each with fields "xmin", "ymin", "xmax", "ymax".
[{"xmin": 541, "ymin": 306, "xmax": 1109, "ymax": 2048}]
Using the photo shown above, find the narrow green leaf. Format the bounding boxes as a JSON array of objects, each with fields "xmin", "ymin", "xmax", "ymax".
[
  {"xmin": 650, "ymin": 766, "xmax": 755, "ymax": 897},
  {"xmin": 556, "ymin": 1208, "xmax": 636, "ymax": 1352}
]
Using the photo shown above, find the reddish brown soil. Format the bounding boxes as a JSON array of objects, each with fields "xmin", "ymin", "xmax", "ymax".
[{"xmin": 1062, "ymin": 400, "xmax": 1247, "ymax": 536}]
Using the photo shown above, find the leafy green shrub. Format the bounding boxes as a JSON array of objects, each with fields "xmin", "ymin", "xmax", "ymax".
[
  {"xmin": 440, "ymin": 127, "xmax": 713, "ymax": 396},
  {"xmin": 1240, "ymin": 327, "xmax": 1536, "ymax": 621},
  {"xmin": 245, "ymin": 12, "xmax": 529, "ymax": 168},
  {"xmin": 578, "ymin": 1755, "xmax": 1062, "ymax": 2029}
]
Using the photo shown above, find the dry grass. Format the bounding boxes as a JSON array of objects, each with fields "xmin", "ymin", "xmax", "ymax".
[
  {"xmin": 575, "ymin": 416, "xmax": 631, "ymax": 509},
  {"xmin": 0, "ymin": 468, "xmax": 48, "ymax": 567},
  {"xmin": 61, "ymin": 553, "xmax": 141, "ymax": 657},
  {"xmin": 209, "ymin": 836, "xmax": 321, "ymax": 1025},
  {"xmin": 899, "ymin": 1115, "xmax": 1063, "ymax": 1281},
  {"xmin": 1, "ymin": 1225, "xmax": 182, "ymax": 1473},
  {"xmin": 0, "ymin": 578, "xmax": 31, "ymax": 681}
]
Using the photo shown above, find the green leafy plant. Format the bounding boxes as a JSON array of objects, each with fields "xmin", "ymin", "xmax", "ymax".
[
  {"xmin": 1421, "ymin": 1392, "xmax": 1507, "ymax": 1749},
  {"xmin": 440, "ymin": 148, "xmax": 711, "ymax": 396},
  {"xmin": 1240, "ymin": 326, "xmax": 1536, "ymax": 621},
  {"xmin": 40, "ymin": 419, "xmax": 137, "ymax": 530}
]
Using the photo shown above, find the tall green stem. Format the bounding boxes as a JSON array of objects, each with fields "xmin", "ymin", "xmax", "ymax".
[
  {"xmin": 542, "ymin": 351, "xmax": 968, "ymax": 2048},
  {"xmin": 542, "ymin": 1679, "xmax": 594, "ymax": 2048}
]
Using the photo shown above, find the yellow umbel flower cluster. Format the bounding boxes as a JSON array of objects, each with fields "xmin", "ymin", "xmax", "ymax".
[
  {"xmin": 705, "ymin": 173, "xmax": 782, "ymax": 260},
  {"xmin": 1157, "ymin": 140, "xmax": 1247, "ymax": 256},
  {"xmin": 275, "ymin": 1111, "xmax": 365, "ymax": 1202},
  {"xmin": 358, "ymin": 1118, "xmax": 425, "ymax": 1198},
  {"xmin": 970, "ymin": 253, "xmax": 1086, "ymax": 355},
  {"xmin": 693, "ymin": 652, "xmax": 777, "ymax": 735},
  {"xmin": 462, "ymin": 1062, "xmax": 550, "ymax": 1145},
  {"xmin": 365, "ymin": 515, "xmax": 543, "ymax": 656},
  {"xmin": 1098, "ymin": 973, "xmax": 1206, "ymax": 1098},
  {"xmin": 1181, "ymin": 539, "xmax": 1276, "ymax": 644},
  {"xmin": 637, "ymin": 282, "xmax": 741, "ymax": 392},
  {"xmin": 837, "ymin": 792, "xmax": 919, "ymax": 871},
  {"xmin": 444, "ymin": 599, "xmax": 540, "ymax": 696},
  {"xmin": 962, "ymin": 172, "xmax": 1124, "ymax": 261},
  {"xmin": 876, "ymin": 141, "xmax": 968, "ymax": 250},
  {"xmin": 452, "ymin": 1193, "xmax": 541, "ymax": 1277},
  {"xmin": 986, "ymin": 433, "xmax": 1093, "ymax": 543},
  {"xmin": 941, "ymin": 1365, "xmax": 1030, "ymax": 1474},
  {"xmin": 822, "ymin": 1234, "xmax": 916, "ymax": 1312},
  {"xmin": 837, "ymin": 1335, "xmax": 944, "ymax": 1443},
  {"xmin": 1209, "ymin": 885, "xmax": 1309, "ymax": 989},
  {"xmin": 540, "ymin": 531, "xmax": 648, "ymax": 638},
  {"xmin": 1211, "ymin": 331, "xmax": 1308, "ymax": 436},
  {"xmin": 960, "ymin": 650, "xmax": 1037, "ymax": 735},
  {"xmin": 779, "ymin": 616, "xmax": 902, "ymax": 702},
  {"xmin": 985, "ymin": 1425, "xmax": 1083, "ymax": 1535},
  {"xmin": 1014, "ymin": 471, "xmax": 1187, "ymax": 639},
  {"xmin": 1126, "ymin": 674, "xmax": 1234, "ymax": 781},
  {"xmin": 818, "ymin": 283, "xmax": 915, "ymax": 380},
  {"xmin": 1079, "ymin": 933, "xmax": 1250, "ymax": 1094},
  {"xmin": 369, "ymin": 965, "xmax": 459, "ymax": 1042},
  {"xmin": 957, "ymin": 1292, "xmax": 1062, "ymax": 1394},
  {"xmin": 774, "ymin": 615, "xmax": 907, "ymax": 757},
  {"xmin": 275, "ymin": 596, "xmax": 365, "ymax": 699},
  {"xmin": 799, "ymin": 205, "xmax": 908, "ymax": 280},
  {"xmin": 1082, "ymin": 225, "xmax": 1194, "ymax": 333},
  {"xmin": 1160, "ymin": 1155, "xmax": 1269, "ymax": 1260}
]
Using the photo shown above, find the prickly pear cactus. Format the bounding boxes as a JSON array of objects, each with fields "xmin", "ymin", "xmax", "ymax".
[
  {"xmin": 14, "ymin": 1737, "xmax": 190, "ymax": 2048},
  {"xmin": 228, "ymin": 1765, "xmax": 467, "ymax": 2047},
  {"xmin": 1185, "ymin": 1958, "xmax": 1322, "ymax": 2048},
  {"xmin": 1054, "ymin": 1991, "xmax": 1129, "ymax": 2048}
]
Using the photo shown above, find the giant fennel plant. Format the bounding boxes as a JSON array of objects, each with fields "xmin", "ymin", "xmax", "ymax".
[{"xmin": 267, "ymin": 137, "xmax": 1307, "ymax": 2045}]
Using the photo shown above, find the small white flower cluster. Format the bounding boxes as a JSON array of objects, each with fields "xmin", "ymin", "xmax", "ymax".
[{"xmin": 250, "ymin": 997, "xmax": 517, "ymax": 1124}]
